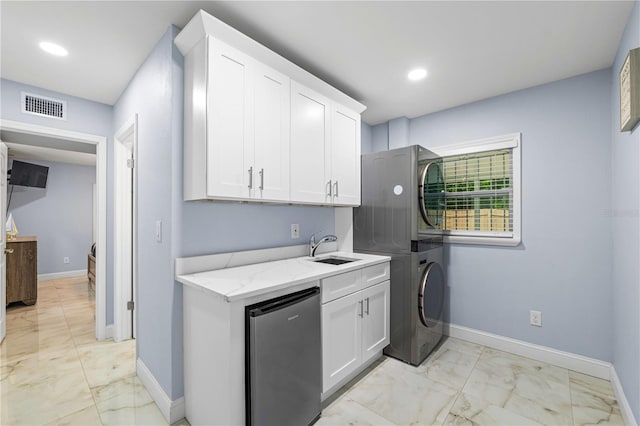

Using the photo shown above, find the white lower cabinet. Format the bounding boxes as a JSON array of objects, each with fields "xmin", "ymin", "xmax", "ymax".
[
  {"xmin": 361, "ymin": 282, "xmax": 390, "ymax": 363},
  {"xmin": 321, "ymin": 280, "xmax": 390, "ymax": 395}
]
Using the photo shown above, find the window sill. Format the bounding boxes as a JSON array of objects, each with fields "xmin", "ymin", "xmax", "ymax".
[{"xmin": 443, "ymin": 234, "xmax": 521, "ymax": 247}]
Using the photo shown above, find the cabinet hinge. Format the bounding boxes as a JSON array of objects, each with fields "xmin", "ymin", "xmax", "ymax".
[
  {"xmin": 127, "ymin": 159, "xmax": 135, "ymax": 169},
  {"xmin": 127, "ymin": 301, "xmax": 134, "ymax": 311}
]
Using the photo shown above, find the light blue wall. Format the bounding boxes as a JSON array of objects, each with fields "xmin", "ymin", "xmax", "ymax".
[
  {"xmin": 371, "ymin": 122, "xmax": 389, "ymax": 152},
  {"xmin": 372, "ymin": 70, "xmax": 613, "ymax": 361},
  {"xmin": 388, "ymin": 116, "xmax": 409, "ymax": 149},
  {"xmin": 361, "ymin": 122, "xmax": 373, "ymax": 154},
  {"xmin": 114, "ymin": 26, "xmax": 335, "ymax": 400},
  {"xmin": 180, "ymin": 204, "xmax": 334, "ymax": 257},
  {"xmin": 113, "ymin": 26, "xmax": 182, "ymax": 399},
  {"xmin": 8, "ymin": 160, "xmax": 95, "ymax": 275},
  {"xmin": 0, "ymin": 79, "xmax": 114, "ymax": 323},
  {"xmin": 1, "ymin": 79, "xmax": 113, "ymax": 135},
  {"xmin": 611, "ymin": 1, "xmax": 640, "ymax": 419}
]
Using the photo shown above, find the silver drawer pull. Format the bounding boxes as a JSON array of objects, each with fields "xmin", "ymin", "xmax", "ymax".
[
  {"xmin": 358, "ymin": 300, "xmax": 363, "ymax": 317},
  {"xmin": 248, "ymin": 167, "xmax": 253, "ymax": 189},
  {"xmin": 259, "ymin": 168, "xmax": 264, "ymax": 190},
  {"xmin": 334, "ymin": 181, "xmax": 339, "ymax": 198},
  {"xmin": 327, "ymin": 180, "xmax": 332, "ymax": 197},
  {"xmin": 365, "ymin": 297, "xmax": 370, "ymax": 315}
]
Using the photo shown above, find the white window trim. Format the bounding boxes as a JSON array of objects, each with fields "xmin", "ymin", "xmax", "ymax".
[{"xmin": 430, "ymin": 133, "xmax": 521, "ymax": 247}]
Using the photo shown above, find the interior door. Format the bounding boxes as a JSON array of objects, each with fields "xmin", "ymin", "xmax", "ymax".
[{"xmin": 1, "ymin": 142, "xmax": 8, "ymax": 343}]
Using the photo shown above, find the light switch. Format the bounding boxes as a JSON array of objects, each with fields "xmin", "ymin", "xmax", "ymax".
[{"xmin": 155, "ymin": 220, "xmax": 162, "ymax": 242}]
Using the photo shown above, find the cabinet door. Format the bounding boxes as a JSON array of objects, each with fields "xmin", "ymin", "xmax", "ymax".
[
  {"xmin": 207, "ymin": 38, "xmax": 253, "ymax": 199},
  {"xmin": 290, "ymin": 81, "xmax": 331, "ymax": 204},
  {"xmin": 330, "ymin": 104, "xmax": 361, "ymax": 206},
  {"xmin": 253, "ymin": 62, "xmax": 290, "ymax": 201},
  {"xmin": 361, "ymin": 281, "xmax": 390, "ymax": 364},
  {"xmin": 321, "ymin": 292, "xmax": 362, "ymax": 393}
]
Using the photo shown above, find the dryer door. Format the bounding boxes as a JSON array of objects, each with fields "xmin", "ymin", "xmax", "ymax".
[
  {"xmin": 418, "ymin": 161, "xmax": 444, "ymax": 230},
  {"xmin": 418, "ymin": 262, "xmax": 444, "ymax": 328}
]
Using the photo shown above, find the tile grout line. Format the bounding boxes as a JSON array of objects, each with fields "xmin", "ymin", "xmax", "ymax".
[
  {"xmin": 439, "ymin": 342, "xmax": 487, "ymax": 424},
  {"xmin": 55, "ymin": 278, "xmax": 106, "ymax": 426}
]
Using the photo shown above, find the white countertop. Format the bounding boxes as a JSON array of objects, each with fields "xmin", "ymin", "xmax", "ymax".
[{"xmin": 176, "ymin": 251, "xmax": 390, "ymax": 302}]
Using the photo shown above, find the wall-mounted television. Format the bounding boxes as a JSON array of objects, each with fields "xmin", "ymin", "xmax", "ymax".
[{"xmin": 9, "ymin": 160, "xmax": 49, "ymax": 188}]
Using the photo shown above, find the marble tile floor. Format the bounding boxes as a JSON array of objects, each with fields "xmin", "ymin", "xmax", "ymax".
[
  {"xmin": 319, "ymin": 338, "xmax": 625, "ymax": 426},
  {"xmin": 0, "ymin": 276, "xmax": 185, "ymax": 426},
  {"xmin": 1, "ymin": 277, "xmax": 623, "ymax": 425}
]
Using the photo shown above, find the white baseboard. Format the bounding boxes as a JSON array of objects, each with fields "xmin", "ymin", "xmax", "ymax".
[
  {"xmin": 137, "ymin": 358, "xmax": 185, "ymax": 424},
  {"xmin": 445, "ymin": 323, "xmax": 611, "ymax": 379},
  {"xmin": 38, "ymin": 270, "xmax": 86, "ymax": 281},
  {"xmin": 610, "ymin": 365, "xmax": 638, "ymax": 426}
]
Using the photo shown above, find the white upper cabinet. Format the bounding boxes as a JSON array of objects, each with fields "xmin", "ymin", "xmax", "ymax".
[
  {"xmin": 177, "ymin": 11, "xmax": 365, "ymax": 205},
  {"xmin": 330, "ymin": 104, "xmax": 361, "ymax": 206},
  {"xmin": 290, "ymin": 82, "xmax": 361, "ymax": 206},
  {"xmin": 207, "ymin": 38, "xmax": 253, "ymax": 199},
  {"xmin": 290, "ymin": 81, "xmax": 331, "ymax": 204},
  {"xmin": 183, "ymin": 36, "xmax": 290, "ymax": 202},
  {"xmin": 253, "ymin": 62, "xmax": 290, "ymax": 201}
]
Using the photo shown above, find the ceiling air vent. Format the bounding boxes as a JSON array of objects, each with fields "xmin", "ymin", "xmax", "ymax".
[{"xmin": 21, "ymin": 92, "xmax": 66, "ymax": 120}]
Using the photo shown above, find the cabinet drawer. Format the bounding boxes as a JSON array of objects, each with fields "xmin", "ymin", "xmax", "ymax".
[
  {"xmin": 361, "ymin": 263, "xmax": 390, "ymax": 289},
  {"xmin": 321, "ymin": 270, "xmax": 361, "ymax": 304}
]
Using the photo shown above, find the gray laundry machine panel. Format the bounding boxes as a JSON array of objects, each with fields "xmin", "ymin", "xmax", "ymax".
[
  {"xmin": 357, "ymin": 248, "xmax": 445, "ymax": 366},
  {"xmin": 354, "ymin": 145, "xmax": 446, "ymax": 366}
]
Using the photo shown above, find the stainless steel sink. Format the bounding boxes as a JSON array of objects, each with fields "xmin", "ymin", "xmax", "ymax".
[{"xmin": 310, "ymin": 256, "xmax": 358, "ymax": 265}]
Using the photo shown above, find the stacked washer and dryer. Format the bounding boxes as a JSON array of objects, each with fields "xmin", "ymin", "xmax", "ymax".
[{"xmin": 354, "ymin": 145, "xmax": 446, "ymax": 366}]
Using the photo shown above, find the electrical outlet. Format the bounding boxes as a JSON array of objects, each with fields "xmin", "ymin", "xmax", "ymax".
[
  {"xmin": 530, "ymin": 310, "xmax": 542, "ymax": 327},
  {"xmin": 291, "ymin": 224, "xmax": 300, "ymax": 239},
  {"xmin": 63, "ymin": 257, "xmax": 70, "ymax": 264}
]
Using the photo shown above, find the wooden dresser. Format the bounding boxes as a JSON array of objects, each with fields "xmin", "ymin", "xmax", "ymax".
[
  {"xmin": 6, "ymin": 236, "xmax": 38, "ymax": 306},
  {"xmin": 87, "ymin": 253, "xmax": 96, "ymax": 290}
]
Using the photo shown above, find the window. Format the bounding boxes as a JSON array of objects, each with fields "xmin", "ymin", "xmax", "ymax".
[{"xmin": 433, "ymin": 133, "xmax": 521, "ymax": 246}]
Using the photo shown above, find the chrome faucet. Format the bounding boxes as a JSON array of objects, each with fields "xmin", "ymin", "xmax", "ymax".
[{"xmin": 309, "ymin": 234, "xmax": 337, "ymax": 257}]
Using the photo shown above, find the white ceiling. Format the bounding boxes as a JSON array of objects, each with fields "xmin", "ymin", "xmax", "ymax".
[
  {"xmin": 0, "ymin": 1, "xmax": 635, "ymax": 125},
  {"xmin": 1, "ymin": 129, "xmax": 96, "ymax": 166},
  {"xmin": 6, "ymin": 143, "xmax": 96, "ymax": 166}
]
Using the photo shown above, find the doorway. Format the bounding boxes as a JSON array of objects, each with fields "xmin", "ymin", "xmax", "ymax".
[{"xmin": 0, "ymin": 119, "xmax": 108, "ymax": 340}]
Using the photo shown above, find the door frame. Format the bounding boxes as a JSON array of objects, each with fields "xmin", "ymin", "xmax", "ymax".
[
  {"xmin": 1, "ymin": 142, "xmax": 7, "ymax": 343},
  {"xmin": 114, "ymin": 115, "xmax": 137, "ymax": 341},
  {"xmin": 0, "ymin": 119, "xmax": 109, "ymax": 339}
]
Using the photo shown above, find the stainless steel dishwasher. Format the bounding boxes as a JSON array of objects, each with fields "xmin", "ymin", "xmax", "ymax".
[{"xmin": 245, "ymin": 286, "xmax": 321, "ymax": 426}]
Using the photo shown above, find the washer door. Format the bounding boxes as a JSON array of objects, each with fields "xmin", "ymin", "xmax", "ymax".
[{"xmin": 418, "ymin": 262, "xmax": 445, "ymax": 328}]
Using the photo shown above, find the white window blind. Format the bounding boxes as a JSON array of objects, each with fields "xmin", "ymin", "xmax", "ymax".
[
  {"xmin": 443, "ymin": 148, "xmax": 513, "ymax": 234},
  {"xmin": 432, "ymin": 133, "xmax": 521, "ymax": 246}
]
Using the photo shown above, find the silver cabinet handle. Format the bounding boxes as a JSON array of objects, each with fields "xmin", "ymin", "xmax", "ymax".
[
  {"xmin": 248, "ymin": 167, "xmax": 253, "ymax": 189},
  {"xmin": 4, "ymin": 248, "xmax": 14, "ymax": 254},
  {"xmin": 365, "ymin": 297, "xmax": 370, "ymax": 315},
  {"xmin": 358, "ymin": 300, "xmax": 363, "ymax": 317},
  {"xmin": 327, "ymin": 180, "xmax": 333, "ymax": 197},
  {"xmin": 334, "ymin": 181, "xmax": 339, "ymax": 198},
  {"xmin": 259, "ymin": 168, "xmax": 264, "ymax": 190}
]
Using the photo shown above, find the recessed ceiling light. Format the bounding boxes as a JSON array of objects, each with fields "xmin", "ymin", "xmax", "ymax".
[
  {"xmin": 39, "ymin": 41, "xmax": 68, "ymax": 57},
  {"xmin": 408, "ymin": 68, "xmax": 427, "ymax": 81}
]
